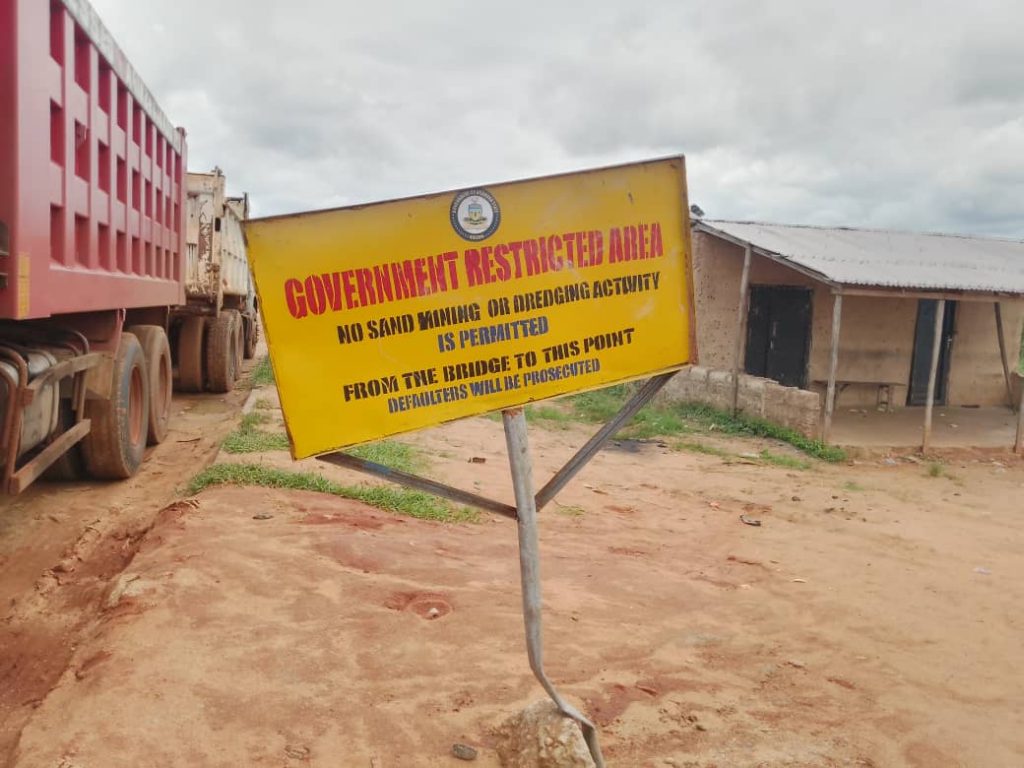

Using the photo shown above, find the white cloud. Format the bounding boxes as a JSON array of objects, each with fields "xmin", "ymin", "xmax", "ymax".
[{"xmin": 90, "ymin": 0, "xmax": 1024, "ymax": 236}]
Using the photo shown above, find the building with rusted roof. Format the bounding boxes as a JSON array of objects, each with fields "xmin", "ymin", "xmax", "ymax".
[{"xmin": 681, "ymin": 220, "xmax": 1024, "ymax": 450}]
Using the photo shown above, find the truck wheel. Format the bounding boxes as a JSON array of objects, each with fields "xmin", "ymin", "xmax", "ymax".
[
  {"xmin": 243, "ymin": 315, "xmax": 258, "ymax": 359},
  {"xmin": 205, "ymin": 312, "xmax": 237, "ymax": 393},
  {"xmin": 176, "ymin": 316, "xmax": 205, "ymax": 393},
  {"xmin": 81, "ymin": 332, "xmax": 149, "ymax": 480},
  {"xmin": 128, "ymin": 325, "xmax": 172, "ymax": 445}
]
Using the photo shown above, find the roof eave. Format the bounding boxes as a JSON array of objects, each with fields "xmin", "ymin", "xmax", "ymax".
[
  {"xmin": 834, "ymin": 285, "xmax": 1024, "ymax": 301},
  {"xmin": 692, "ymin": 221, "xmax": 1024, "ymax": 299},
  {"xmin": 693, "ymin": 220, "xmax": 842, "ymax": 291}
]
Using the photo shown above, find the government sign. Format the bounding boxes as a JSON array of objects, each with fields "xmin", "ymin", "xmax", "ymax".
[{"xmin": 245, "ymin": 157, "xmax": 695, "ymax": 458}]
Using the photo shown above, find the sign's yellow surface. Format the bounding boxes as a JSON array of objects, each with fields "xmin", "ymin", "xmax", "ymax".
[{"xmin": 245, "ymin": 157, "xmax": 694, "ymax": 459}]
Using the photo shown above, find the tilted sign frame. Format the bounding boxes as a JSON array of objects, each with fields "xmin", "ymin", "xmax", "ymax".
[
  {"xmin": 246, "ymin": 156, "xmax": 695, "ymax": 459},
  {"xmin": 245, "ymin": 156, "xmax": 697, "ymax": 766}
]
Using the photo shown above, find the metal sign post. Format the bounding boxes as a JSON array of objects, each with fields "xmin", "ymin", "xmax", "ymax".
[
  {"xmin": 249, "ymin": 157, "xmax": 696, "ymax": 766},
  {"xmin": 320, "ymin": 374, "xmax": 673, "ymax": 767},
  {"xmin": 502, "ymin": 407, "xmax": 605, "ymax": 767}
]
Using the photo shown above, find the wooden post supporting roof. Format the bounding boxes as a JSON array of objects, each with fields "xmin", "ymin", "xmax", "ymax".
[
  {"xmin": 731, "ymin": 244, "xmax": 752, "ymax": 414},
  {"xmin": 1016, "ymin": 377, "xmax": 1023, "ymax": 454},
  {"xmin": 822, "ymin": 293, "xmax": 843, "ymax": 443},
  {"xmin": 922, "ymin": 299, "xmax": 946, "ymax": 452},
  {"xmin": 994, "ymin": 302, "xmax": 1016, "ymax": 411}
]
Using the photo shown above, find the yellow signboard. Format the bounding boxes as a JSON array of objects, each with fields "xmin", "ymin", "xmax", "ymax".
[{"xmin": 245, "ymin": 157, "xmax": 695, "ymax": 459}]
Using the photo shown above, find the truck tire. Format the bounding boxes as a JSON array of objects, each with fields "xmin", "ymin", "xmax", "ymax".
[
  {"xmin": 81, "ymin": 332, "xmax": 149, "ymax": 480},
  {"xmin": 128, "ymin": 325, "xmax": 172, "ymax": 445},
  {"xmin": 176, "ymin": 316, "xmax": 205, "ymax": 393},
  {"xmin": 243, "ymin": 314, "xmax": 258, "ymax": 359},
  {"xmin": 205, "ymin": 312, "xmax": 237, "ymax": 393}
]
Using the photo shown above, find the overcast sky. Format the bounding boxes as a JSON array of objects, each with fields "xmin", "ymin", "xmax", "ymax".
[{"xmin": 90, "ymin": 0, "xmax": 1024, "ymax": 237}]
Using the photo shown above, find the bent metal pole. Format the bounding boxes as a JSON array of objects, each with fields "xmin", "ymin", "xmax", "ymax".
[{"xmin": 502, "ymin": 407, "xmax": 606, "ymax": 768}]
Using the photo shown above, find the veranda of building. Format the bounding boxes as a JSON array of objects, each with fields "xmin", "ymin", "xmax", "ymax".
[{"xmin": 686, "ymin": 221, "xmax": 1024, "ymax": 451}]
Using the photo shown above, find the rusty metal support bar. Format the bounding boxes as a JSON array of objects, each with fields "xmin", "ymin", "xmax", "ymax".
[
  {"xmin": 317, "ymin": 451, "xmax": 518, "ymax": 519},
  {"xmin": 0, "ymin": 346, "xmax": 28, "ymax": 489},
  {"xmin": 72, "ymin": 367, "xmax": 88, "ymax": 420},
  {"xmin": 502, "ymin": 407, "xmax": 605, "ymax": 768},
  {"xmin": 27, "ymin": 352, "xmax": 104, "ymax": 396},
  {"xmin": 7, "ymin": 419, "xmax": 90, "ymax": 494},
  {"xmin": 535, "ymin": 372, "xmax": 674, "ymax": 511}
]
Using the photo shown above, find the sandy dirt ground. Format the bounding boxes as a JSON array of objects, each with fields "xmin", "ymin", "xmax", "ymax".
[
  {"xmin": 0, "ymin": 359, "xmax": 258, "ymax": 765},
  {"xmin": 4, "ymin": 380, "xmax": 1024, "ymax": 767}
]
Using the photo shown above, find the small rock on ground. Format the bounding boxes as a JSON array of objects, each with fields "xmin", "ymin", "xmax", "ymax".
[
  {"xmin": 452, "ymin": 742, "xmax": 478, "ymax": 761},
  {"xmin": 494, "ymin": 700, "xmax": 595, "ymax": 768}
]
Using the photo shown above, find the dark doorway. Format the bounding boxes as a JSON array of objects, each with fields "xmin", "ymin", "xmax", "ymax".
[
  {"xmin": 744, "ymin": 286, "xmax": 813, "ymax": 389},
  {"xmin": 907, "ymin": 300, "xmax": 957, "ymax": 406}
]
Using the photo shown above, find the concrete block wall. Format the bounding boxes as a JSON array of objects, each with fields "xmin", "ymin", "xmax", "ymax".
[{"xmin": 656, "ymin": 366, "xmax": 822, "ymax": 438}]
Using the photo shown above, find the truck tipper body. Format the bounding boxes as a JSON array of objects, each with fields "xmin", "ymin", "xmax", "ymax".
[
  {"xmin": 0, "ymin": 0, "xmax": 254, "ymax": 492},
  {"xmin": 185, "ymin": 170, "xmax": 259, "ymax": 361}
]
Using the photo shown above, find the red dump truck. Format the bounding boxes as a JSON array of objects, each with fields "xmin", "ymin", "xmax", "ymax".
[{"xmin": 0, "ymin": 0, "xmax": 256, "ymax": 493}]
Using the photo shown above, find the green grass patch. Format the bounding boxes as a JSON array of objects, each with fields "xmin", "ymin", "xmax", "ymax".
[
  {"xmin": 569, "ymin": 385, "xmax": 633, "ymax": 423},
  {"xmin": 658, "ymin": 403, "xmax": 845, "ymax": 462},
  {"xmin": 563, "ymin": 384, "xmax": 690, "ymax": 438},
  {"xmin": 625, "ymin": 408, "xmax": 690, "ymax": 439},
  {"xmin": 222, "ymin": 430, "xmax": 290, "ymax": 454},
  {"xmin": 927, "ymin": 462, "xmax": 944, "ymax": 478},
  {"xmin": 240, "ymin": 411, "xmax": 269, "ymax": 428},
  {"xmin": 346, "ymin": 440, "xmax": 421, "ymax": 473},
  {"xmin": 187, "ymin": 463, "xmax": 478, "ymax": 523},
  {"xmin": 843, "ymin": 480, "xmax": 866, "ymax": 492},
  {"xmin": 527, "ymin": 404, "xmax": 574, "ymax": 425},
  {"xmin": 759, "ymin": 450, "xmax": 812, "ymax": 470},
  {"xmin": 561, "ymin": 387, "xmax": 846, "ymax": 462},
  {"xmin": 250, "ymin": 356, "xmax": 275, "ymax": 387},
  {"xmin": 253, "ymin": 397, "xmax": 276, "ymax": 410},
  {"xmin": 222, "ymin": 411, "xmax": 290, "ymax": 454},
  {"xmin": 674, "ymin": 440, "xmax": 732, "ymax": 458},
  {"xmin": 190, "ymin": 463, "xmax": 329, "ymax": 494},
  {"xmin": 480, "ymin": 405, "xmax": 574, "ymax": 426}
]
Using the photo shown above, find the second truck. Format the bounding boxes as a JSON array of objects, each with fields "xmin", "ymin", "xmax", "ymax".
[{"xmin": 0, "ymin": 0, "xmax": 257, "ymax": 492}]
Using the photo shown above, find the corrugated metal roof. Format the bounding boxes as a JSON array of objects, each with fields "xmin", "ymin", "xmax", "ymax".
[{"xmin": 696, "ymin": 220, "xmax": 1024, "ymax": 294}]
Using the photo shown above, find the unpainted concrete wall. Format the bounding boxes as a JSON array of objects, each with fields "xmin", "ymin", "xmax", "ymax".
[
  {"xmin": 692, "ymin": 230, "xmax": 1024, "ymax": 408},
  {"xmin": 657, "ymin": 366, "xmax": 821, "ymax": 438},
  {"xmin": 947, "ymin": 301, "xmax": 1024, "ymax": 406}
]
